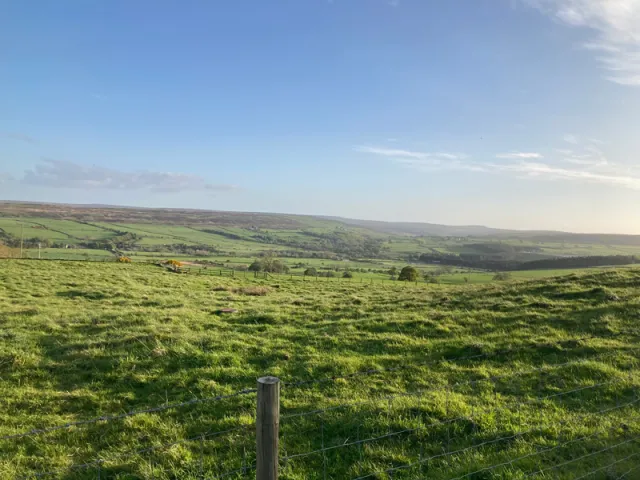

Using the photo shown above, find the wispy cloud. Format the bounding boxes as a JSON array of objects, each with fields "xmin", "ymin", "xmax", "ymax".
[
  {"xmin": 1, "ymin": 132, "xmax": 37, "ymax": 145},
  {"xmin": 497, "ymin": 161, "xmax": 640, "ymax": 188},
  {"xmin": 496, "ymin": 152, "xmax": 543, "ymax": 159},
  {"xmin": 354, "ymin": 146, "xmax": 467, "ymax": 161},
  {"xmin": 356, "ymin": 141, "xmax": 640, "ymax": 190},
  {"xmin": 16, "ymin": 158, "xmax": 237, "ymax": 193},
  {"xmin": 527, "ymin": 0, "xmax": 640, "ymax": 86},
  {"xmin": 563, "ymin": 133, "xmax": 579, "ymax": 144}
]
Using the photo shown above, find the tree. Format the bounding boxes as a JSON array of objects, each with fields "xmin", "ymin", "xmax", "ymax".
[
  {"xmin": 342, "ymin": 271, "xmax": 353, "ymax": 278},
  {"xmin": 270, "ymin": 260, "xmax": 289, "ymax": 274},
  {"xmin": 304, "ymin": 267, "xmax": 317, "ymax": 276},
  {"xmin": 248, "ymin": 261, "xmax": 263, "ymax": 272},
  {"xmin": 258, "ymin": 252, "xmax": 289, "ymax": 273},
  {"xmin": 260, "ymin": 252, "xmax": 277, "ymax": 272},
  {"xmin": 387, "ymin": 266, "xmax": 398, "ymax": 276},
  {"xmin": 398, "ymin": 266, "xmax": 419, "ymax": 282}
]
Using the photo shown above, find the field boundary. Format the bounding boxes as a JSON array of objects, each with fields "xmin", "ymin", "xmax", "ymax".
[{"xmin": 5, "ymin": 333, "xmax": 639, "ymax": 479}]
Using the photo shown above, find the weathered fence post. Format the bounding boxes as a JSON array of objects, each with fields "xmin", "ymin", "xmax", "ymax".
[{"xmin": 256, "ymin": 376, "xmax": 280, "ymax": 480}]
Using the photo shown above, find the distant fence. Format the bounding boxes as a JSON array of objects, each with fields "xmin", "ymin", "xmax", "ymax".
[
  {"xmin": 3, "ymin": 334, "xmax": 639, "ymax": 479},
  {"xmin": 182, "ymin": 266, "xmax": 421, "ymax": 285}
]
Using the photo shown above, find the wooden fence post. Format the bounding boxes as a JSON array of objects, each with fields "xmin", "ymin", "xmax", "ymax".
[{"xmin": 256, "ymin": 376, "xmax": 280, "ymax": 480}]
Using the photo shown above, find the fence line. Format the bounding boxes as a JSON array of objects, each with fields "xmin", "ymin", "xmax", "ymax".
[
  {"xmin": 21, "ymin": 423, "xmax": 254, "ymax": 479},
  {"xmin": 350, "ymin": 396, "xmax": 639, "ymax": 480},
  {"xmin": 281, "ymin": 331, "xmax": 635, "ymax": 389},
  {"xmin": 524, "ymin": 434, "xmax": 640, "ymax": 478},
  {"xmin": 4, "ymin": 331, "xmax": 617, "ymax": 443},
  {"xmin": 0, "ymin": 387, "xmax": 257, "ymax": 441},
  {"xmin": 281, "ymin": 347, "xmax": 635, "ymax": 420},
  {"xmin": 5, "ymin": 342, "xmax": 639, "ymax": 479},
  {"xmin": 617, "ymin": 462, "xmax": 640, "ymax": 479},
  {"xmin": 572, "ymin": 452, "xmax": 640, "ymax": 480},
  {"xmin": 281, "ymin": 377, "xmax": 631, "ymax": 465}
]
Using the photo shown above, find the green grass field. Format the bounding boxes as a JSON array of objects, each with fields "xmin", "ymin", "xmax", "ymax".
[
  {"xmin": 6, "ymin": 212, "xmax": 640, "ymax": 265},
  {"xmin": 1, "ymin": 260, "xmax": 639, "ymax": 479}
]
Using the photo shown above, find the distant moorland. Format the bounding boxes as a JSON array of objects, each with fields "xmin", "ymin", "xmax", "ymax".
[{"xmin": 1, "ymin": 201, "xmax": 639, "ymax": 284}]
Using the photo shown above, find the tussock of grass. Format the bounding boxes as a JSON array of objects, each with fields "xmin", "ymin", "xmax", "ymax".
[
  {"xmin": 0, "ymin": 260, "xmax": 639, "ymax": 479},
  {"xmin": 231, "ymin": 286, "xmax": 271, "ymax": 296},
  {"xmin": 212, "ymin": 285, "xmax": 271, "ymax": 296}
]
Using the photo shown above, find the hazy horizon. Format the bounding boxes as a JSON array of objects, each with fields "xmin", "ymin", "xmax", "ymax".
[
  {"xmin": 3, "ymin": 1, "xmax": 640, "ymax": 233},
  {"xmin": 4, "ymin": 198, "xmax": 640, "ymax": 236}
]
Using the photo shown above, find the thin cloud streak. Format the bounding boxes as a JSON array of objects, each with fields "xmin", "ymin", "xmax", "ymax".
[
  {"xmin": 354, "ymin": 146, "xmax": 467, "ymax": 161},
  {"xmin": 496, "ymin": 152, "xmax": 543, "ymax": 159},
  {"xmin": 1, "ymin": 132, "xmax": 37, "ymax": 145},
  {"xmin": 356, "ymin": 143, "xmax": 640, "ymax": 190},
  {"xmin": 15, "ymin": 158, "xmax": 237, "ymax": 193}
]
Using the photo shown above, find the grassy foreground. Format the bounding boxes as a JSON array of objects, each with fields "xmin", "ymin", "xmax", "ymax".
[{"xmin": 1, "ymin": 260, "xmax": 640, "ymax": 479}]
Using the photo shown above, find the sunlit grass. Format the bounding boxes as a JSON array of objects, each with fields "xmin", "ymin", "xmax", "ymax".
[{"xmin": 0, "ymin": 260, "xmax": 639, "ymax": 478}]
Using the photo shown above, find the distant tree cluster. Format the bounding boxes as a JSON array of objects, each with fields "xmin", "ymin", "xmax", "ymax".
[
  {"xmin": 248, "ymin": 229, "xmax": 388, "ymax": 259},
  {"xmin": 248, "ymin": 253, "xmax": 290, "ymax": 273},
  {"xmin": 418, "ymin": 252, "xmax": 639, "ymax": 272}
]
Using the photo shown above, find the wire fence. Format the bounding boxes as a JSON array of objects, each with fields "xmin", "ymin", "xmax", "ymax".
[{"xmin": 1, "ymin": 334, "xmax": 639, "ymax": 479}]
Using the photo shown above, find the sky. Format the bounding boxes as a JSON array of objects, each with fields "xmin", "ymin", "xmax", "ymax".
[{"xmin": 2, "ymin": 0, "xmax": 640, "ymax": 233}]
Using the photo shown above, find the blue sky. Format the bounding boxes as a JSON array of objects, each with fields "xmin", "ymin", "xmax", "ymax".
[{"xmin": 2, "ymin": 0, "xmax": 640, "ymax": 233}]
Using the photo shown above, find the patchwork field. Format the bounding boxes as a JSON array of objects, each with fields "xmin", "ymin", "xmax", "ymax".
[{"xmin": 1, "ymin": 260, "xmax": 639, "ymax": 478}]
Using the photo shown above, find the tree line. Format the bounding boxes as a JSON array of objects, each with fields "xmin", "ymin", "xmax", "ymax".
[{"xmin": 417, "ymin": 253, "xmax": 638, "ymax": 271}]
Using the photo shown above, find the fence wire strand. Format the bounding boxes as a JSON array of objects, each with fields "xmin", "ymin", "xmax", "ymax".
[
  {"xmin": 6, "ymin": 332, "xmax": 640, "ymax": 479},
  {"xmin": 1, "ymin": 388, "xmax": 257, "ymax": 442},
  {"xmin": 282, "ymin": 377, "xmax": 627, "ymax": 464},
  {"xmin": 352, "ymin": 397, "xmax": 640, "ymax": 480},
  {"xmin": 20, "ymin": 422, "xmax": 255, "ymax": 479},
  {"xmin": 617, "ymin": 462, "xmax": 640, "ymax": 479},
  {"xmin": 572, "ymin": 452, "xmax": 640, "ymax": 480},
  {"xmin": 282, "ymin": 347, "xmax": 634, "ymax": 420},
  {"xmin": 523, "ymin": 434, "xmax": 640, "ymax": 478},
  {"xmin": 281, "ymin": 333, "xmax": 618, "ymax": 389}
]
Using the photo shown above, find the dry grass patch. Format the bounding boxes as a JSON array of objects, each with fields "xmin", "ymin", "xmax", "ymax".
[
  {"xmin": 212, "ymin": 285, "xmax": 271, "ymax": 296},
  {"xmin": 232, "ymin": 286, "xmax": 271, "ymax": 296}
]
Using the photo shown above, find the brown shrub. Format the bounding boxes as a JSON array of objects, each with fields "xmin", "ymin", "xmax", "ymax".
[{"xmin": 165, "ymin": 259, "xmax": 183, "ymax": 267}]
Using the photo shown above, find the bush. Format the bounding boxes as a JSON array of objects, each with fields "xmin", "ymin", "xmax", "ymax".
[
  {"xmin": 117, "ymin": 256, "xmax": 132, "ymax": 263},
  {"xmin": 493, "ymin": 272, "xmax": 512, "ymax": 281},
  {"xmin": 398, "ymin": 266, "xmax": 419, "ymax": 281},
  {"xmin": 342, "ymin": 271, "xmax": 353, "ymax": 278},
  {"xmin": 304, "ymin": 267, "xmax": 317, "ymax": 276}
]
